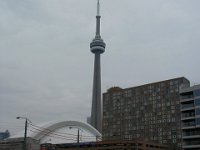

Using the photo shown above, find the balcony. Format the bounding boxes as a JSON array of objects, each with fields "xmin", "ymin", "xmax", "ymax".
[
  {"xmin": 181, "ymin": 95, "xmax": 193, "ymax": 99},
  {"xmin": 181, "ymin": 116, "xmax": 195, "ymax": 121},
  {"xmin": 182, "ymin": 140, "xmax": 200, "ymax": 149},
  {"xmin": 183, "ymin": 130, "xmax": 200, "ymax": 139},
  {"xmin": 181, "ymin": 95, "xmax": 194, "ymax": 102},
  {"xmin": 182, "ymin": 134, "xmax": 200, "ymax": 139},
  {"xmin": 182, "ymin": 145, "xmax": 200, "ymax": 149},
  {"xmin": 182, "ymin": 122, "xmax": 196, "ymax": 129},
  {"xmin": 181, "ymin": 103, "xmax": 194, "ymax": 111},
  {"xmin": 181, "ymin": 113, "xmax": 195, "ymax": 121}
]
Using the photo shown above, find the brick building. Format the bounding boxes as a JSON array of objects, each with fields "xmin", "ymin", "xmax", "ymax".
[{"xmin": 102, "ymin": 77, "xmax": 190, "ymax": 149}]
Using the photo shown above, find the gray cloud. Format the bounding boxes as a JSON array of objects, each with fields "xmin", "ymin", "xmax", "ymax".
[{"xmin": 0, "ymin": 0, "xmax": 200, "ymax": 135}]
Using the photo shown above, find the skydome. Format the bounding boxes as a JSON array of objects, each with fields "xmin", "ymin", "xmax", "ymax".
[{"xmin": 10, "ymin": 120, "xmax": 102, "ymax": 144}]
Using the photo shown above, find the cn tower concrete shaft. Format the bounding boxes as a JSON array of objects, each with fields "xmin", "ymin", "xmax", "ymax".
[
  {"xmin": 91, "ymin": 53, "xmax": 102, "ymax": 132},
  {"xmin": 90, "ymin": 0, "xmax": 106, "ymax": 133}
]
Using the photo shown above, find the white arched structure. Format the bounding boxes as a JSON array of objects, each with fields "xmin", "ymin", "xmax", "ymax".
[{"xmin": 31, "ymin": 121, "xmax": 102, "ymax": 142}]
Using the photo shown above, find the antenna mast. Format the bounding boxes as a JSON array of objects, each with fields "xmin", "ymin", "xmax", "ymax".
[
  {"xmin": 96, "ymin": 0, "xmax": 101, "ymax": 37},
  {"xmin": 97, "ymin": 0, "xmax": 100, "ymax": 16}
]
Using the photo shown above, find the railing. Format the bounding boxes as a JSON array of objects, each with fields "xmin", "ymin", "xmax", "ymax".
[
  {"xmin": 181, "ymin": 103, "xmax": 194, "ymax": 109},
  {"xmin": 182, "ymin": 122, "xmax": 195, "ymax": 127},
  {"xmin": 183, "ymin": 131, "xmax": 200, "ymax": 136},
  {"xmin": 181, "ymin": 95, "xmax": 193, "ymax": 100},
  {"xmin": 182, "ymin": 113, "xmax": 195, "ymax": 118},
  {"xmin": 184, "ymin": 141, "xmax": 200, "ymax": 145}
]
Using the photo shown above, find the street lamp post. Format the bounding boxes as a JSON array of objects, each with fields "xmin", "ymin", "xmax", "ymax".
[
  {"xmin": 16, "ymin": 117, "xmax": 31, "ymax": 150},
  {"xmin": 77, "ymin": 128, "xmax": 80, "ymax": 144},
  {"xmin": 69, "ymin": 126, "xmax": 80, "ymax": 144}
]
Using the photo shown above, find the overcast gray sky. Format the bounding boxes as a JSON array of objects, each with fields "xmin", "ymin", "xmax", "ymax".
[{"xmin": 0, "ymin": 0, "xmax": 200, "ymax": 135}]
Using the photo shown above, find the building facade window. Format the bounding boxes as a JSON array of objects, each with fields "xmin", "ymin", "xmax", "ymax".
[
  {"xmin": 195, "ymin": 98, "xmax": 200, "ymax": 106},
  {"xmin": 194, "ymin": 89, "xmax": 200, "ymax": 97},
  {"xmin": 196, "ymin": 118, "xmax": 200, "ymax": 125},
  {"xmin": 196, "ymin": 108, "xmax": 200, "ymax": 116}
]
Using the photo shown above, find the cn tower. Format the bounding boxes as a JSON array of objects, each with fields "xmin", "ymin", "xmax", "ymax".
[{"xmin": 90, "ymin": 0, "xmax": 106, "ymax": 133}]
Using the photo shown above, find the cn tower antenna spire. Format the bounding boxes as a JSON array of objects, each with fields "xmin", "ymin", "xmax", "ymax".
[
  {"xmin": 96, "ymin": 0, "xmax": 101, "ymax": 37},
  {"xmin": 97, "ymin": 0, "xmax": 100, "ymax": 16}
]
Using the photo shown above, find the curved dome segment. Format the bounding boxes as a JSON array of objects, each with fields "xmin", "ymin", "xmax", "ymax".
[{"xmin": 32, "ymin": 120, "xmax": 102, "ymax": 142}]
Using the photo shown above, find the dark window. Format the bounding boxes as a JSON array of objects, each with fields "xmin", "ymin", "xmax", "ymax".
[
  {"xmin": 195, "ymin": 98, "xmax": 200, "ymax": 106},
  {"xmin": 196, "ymin": 108, "xmax": 200, "ymax": 116},
  {"xmin": 194, "ymin": 89, "xmax": 200, "ymax": 97},
  {"xmin": 196, "ymin": 118, "xmax": 200, "ymax": 125}
]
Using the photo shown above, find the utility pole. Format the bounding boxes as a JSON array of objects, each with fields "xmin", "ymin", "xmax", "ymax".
[
  {"xmin": 24, "ymin": 119, "xmax": 28, "ymax": 150},
  {"xmin": 16, "ymin": 117, "xmax": 31, "ymax": 150},
  {"xmin": 77, "ymin": 128, "xmax": 80, "ymax": 144}
]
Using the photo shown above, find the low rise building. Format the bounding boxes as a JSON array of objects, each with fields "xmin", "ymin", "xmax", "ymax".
[
  {"xmin": 0, "ymin": 130, "xmax": 10, "ymax": 141},
  {"xmin": 46, "ymin": 139, "xmax": 169, "ymax": 150},
  {"xmin": 0, "ymin": 137, "xmax": 40, "ymax": 150}
]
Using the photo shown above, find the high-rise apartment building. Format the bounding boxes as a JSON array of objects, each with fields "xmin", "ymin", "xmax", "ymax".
[
  {"xmin": 102, "ymin": 77, "xmax": 190, "ymax": 149},
  {"xmin": 180, "ymin": 84, "xmax": 200, "ymax": 150}
]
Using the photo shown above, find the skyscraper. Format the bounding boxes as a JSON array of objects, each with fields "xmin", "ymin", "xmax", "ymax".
[
  {"xmin": 90, "ymin": 0, "xmax": 106, "ymax": 132},
  {"xmin": 102, "ymin": 77, "xmax": 190, "ymax": 149}
]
